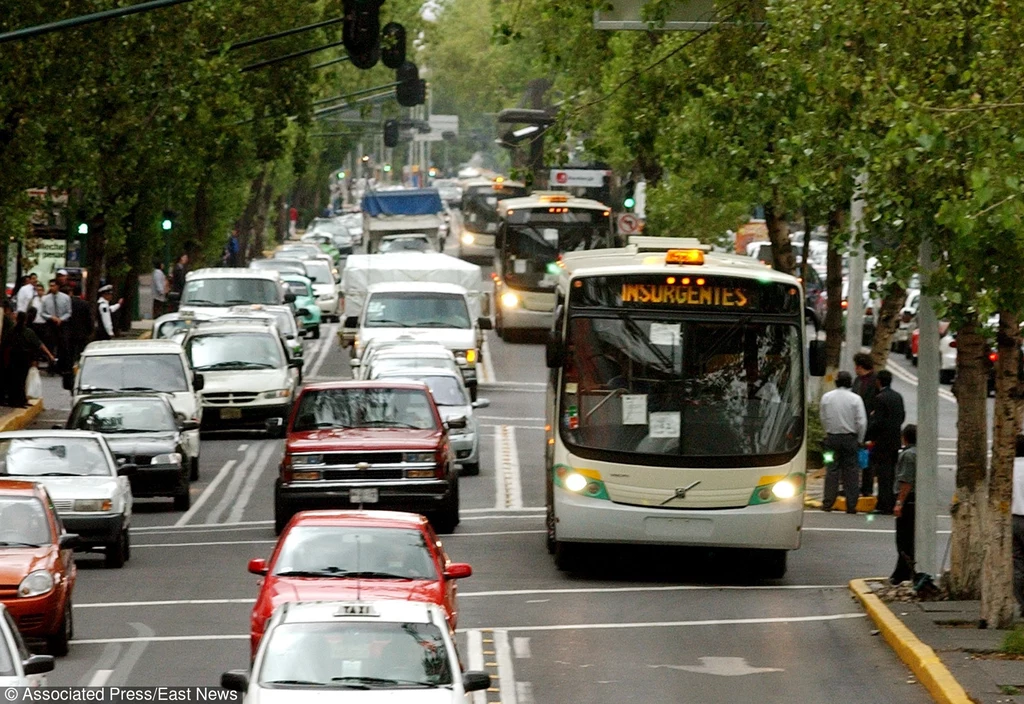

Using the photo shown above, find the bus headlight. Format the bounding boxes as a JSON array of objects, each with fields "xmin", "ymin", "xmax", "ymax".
[
  {"xmin": 461, "ymin": 233, "xmax": 475, "ymax": 246},
  {"xmin": 749, "ymin": 474, "xmax": 804, "ymax": 505},
  {"xmin": 564, "ymin": 472, "xmax": 588, "ymax": 492},
  {"xmin": 501, "ymin": 292, "xmax": 519, "ymax": 309},
  {"xmin": 771, "ymin": 479, "xmax": 798, "ymax": 499}
]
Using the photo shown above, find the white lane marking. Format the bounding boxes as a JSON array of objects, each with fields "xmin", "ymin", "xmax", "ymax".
[
  {"xmin": 652, "ymin": 657, "xmax": 784, "ymax": 675},
  {"xmin": 87, "ymin": 669, "xmax": 113, "ymax": 686},
  {"xmin": 517, "ymin": 682, "xmax": 535, "ymax": 704},
  {"xmin": 207, "ymin": 443, "xmax": 260, "ymax": 524},
  {"xmin": 466, "ymin": 629, "xmax": 486, "ymax": 704},
  {"xmin": 478, "ymin": 416, "xmax": 546, "ymax": 422},
  {"xmin": 481, "ymin": 424, "xmax": 545, "ymax": 431},
  {"xmin": 459, "ymin": 584, "xmax": 846, "ymax": 599},
  {"xmin": 134, "ymin": 539, "xmax": 276, "ymax": 549},
  {"xmin": 77, "ymin": 598, "xmax": 255, "ymax": 609},
  {"xmin": 479, "ymin": 339, "xmax": 495, "ymax": 384},
  {"xmin": 462, "ymin": 613, "xmax": 866, "ymax": 634},
  {"xmin": 135, "ymin": 519, "xmax": 272, "ymax": 532},
  {"xmin": 130, "ymin": 524, "xmax": 272, "ymax": 536},
  {"xmin": 494, "ymin": 425, "xmax": 523, "ymax": 510},
  {"xmin": 494, "ymin": 630, "xmax": 519, "ymax": 704},
  {"xmin": 513, "ymin": 637, "xmax": 531, "ymax": 659},
  {"xmin": 72, "ymin": 635, "xmax": 249, "ymax": 645},
  {"xmin": 105, "ymin": 623, "xmax": 154, "ymax": 687},
  {"xmin": 307, "ymin": 323, "xmax": 338, "ymax": 378},
  {"xmin": 448, "ymin": 530, "xmax": 544, "ymax": 538},
  {"xmin": 525, "ymin": 600, "xmax": 549, "ymax": 604},
  {"xmin": 174, "ymin": 460, "xmax": 236, "ymax": 527},
  {"xmin": 237, "ymin": 444, "xmax": 249, "ymax": 452},
  {"xmin": 481, "ymin": 381, "xmax": 546, "ymax": 389},
  {"xmin": 227, "ymin": 441, "xmax": 278, "ymax": 524},
  {"xmin": 461, "ymin": 514, "xmax": 544, "ymax": 522},
  {"xmin": 887, "ymin": 361, "xmax": 957, "ymax": 403},
  {"xmin": 480, "ymin": 386, "xmax": 546, "ymax": 394},
  {"xmin": 463, "ymin": 507, "xmax": 542, "ymax": 514}
]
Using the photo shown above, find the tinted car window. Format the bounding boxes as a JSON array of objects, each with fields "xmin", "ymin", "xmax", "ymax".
[
  {"xmin": 70, "ymin": 398, "xmax": 177, "ymax": 433},
  {"xmin": 293, "ymin": 388, "xmax": 437, "ymax": 431},
  {"xmin": 80, "ymin": 354, "xmax": 189, "ymax": 393}
]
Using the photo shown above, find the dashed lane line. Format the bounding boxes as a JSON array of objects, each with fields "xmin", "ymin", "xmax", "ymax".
[
  {"xmin": 887, "ymin": 360, "xmax": 957, "ymax": 403},
  {"xmin": 513, "ymin": 637, "xmax": 531, "ymax": 659},
  {"xmin": 86, "ymin": 669, "xmax": 113, "ymax": 686},
  {"xmin": 479, "ymin": 339, "xmax": 495, "ymax": 384},
  {"xmin": 466, "ymin": 629, "xmax": 486, "ymax": 704},
  {"xmin": 226, "ymin": 441, "xmax": 277, "ymax": 524},
  {"xmin": 173, "ymin": 460, "xmax": 236, "ymax": 527},
  {"xmin": 206, "ymin": 443, "xmax": 261, "ymax": 524},
  {"xmin": 306, "ymin": 323, "xmax": 338, "ymax": 378},
  {"xmin": 494, "ymin": 630, "xmax": 519, "ymax": 704},
  {"xmin": 494, "ymin": 425, "xmax": 523, "ymax": 510}
]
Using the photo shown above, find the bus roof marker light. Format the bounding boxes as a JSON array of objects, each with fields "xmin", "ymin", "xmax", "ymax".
[
  {"xmin": 666, "ymin": 277, "xmax": 676, "ymax": 285},
  {"xmin": 665, "ymin": 249, "xmax": 704, "ymax": 265},
  {"xmin": 696, "ymin": 278, "xmax": 705, "ymax": 286}
]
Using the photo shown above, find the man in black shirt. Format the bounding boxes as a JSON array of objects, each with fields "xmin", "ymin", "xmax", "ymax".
[{"xmin": 866, "ymin": 369, "xmax": 905, "ymax": 513}]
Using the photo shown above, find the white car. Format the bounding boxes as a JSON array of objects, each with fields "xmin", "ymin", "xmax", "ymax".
[
  {"xmin": 372, "ymin": 367, "xmax": 488, "ymax": 476},
  {"xmin": 183, "ymin": 323, "xmax": 301, "ymax": 435},
  {"xmin": 176, "ymin": 268, "xmax": 295, "ymax": 319},
  {"xmin": 221, "ymin": 600, "xmax": 491, "ymax": 703},
  {"xmin": 0, "ymin": 430, "xmax": 133, "ymax": 568},
  {"xmin": 300, "ymin": 259, "xmax": 341, "ymax": 321},
  {"xmin": 0, "ymin": 604, "xmax": 53, "ymax": 686},
  {"xmin": 353, "ymin": 341, "xmax": 477, "ymax": 400}
]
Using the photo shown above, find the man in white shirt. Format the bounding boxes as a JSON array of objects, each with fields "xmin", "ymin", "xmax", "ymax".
[
  {"xmin": 41, "ymin": 279, "xmax": 72, "ymax": 374},
  {"xmin": 14, "ymin": 273, "xmax": 37, "ymax": 313},
  {"xmin": 819, "ymin": 371, "xmax": 867, "ymax": 513},
  {"xmin": 1012, "ymin": 435, "xmax": 1024, "ymax": 610},
  {"xmin": 152, "ymin": 260, "xmax": 168, "ymax": 319},
  {"xmin": 95, "ymin": 285, "xmax": 123, "ymax": 341}
]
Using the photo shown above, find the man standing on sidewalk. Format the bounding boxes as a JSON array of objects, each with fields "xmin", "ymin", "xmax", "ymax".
[
  {"xmin": 819, "ymin": 371, "xmax": 867, "ymax": 513},
  {"xmin": 1012, "ymin": 435, "xmax": 1024, "ymax": 610},
  {"xmin": 891, "ymin": 424, "xmax": 918, "ymax": 584},
  {"xmin": 40, "ymin": 279, "xmax": 71, "ymax": 374},
  {"xmin": 866, "ymin": 369, "xmax": 905, "ymax": 513},
  {"xmin": 852, "ymin": 353, "xmax": 879, "ymax": 496},
  {"xmin": 152, "ymin": 260, "xmax": 169, "ymax": 319}
]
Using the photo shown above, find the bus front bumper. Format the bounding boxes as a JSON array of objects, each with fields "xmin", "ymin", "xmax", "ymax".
[
  {"xmin": 499, "ymin": 304, "xmax": 552, "ymax": 331},
  {"xmin": 554, "ymin": 489, "xmax": 803, "ymax": 551}
]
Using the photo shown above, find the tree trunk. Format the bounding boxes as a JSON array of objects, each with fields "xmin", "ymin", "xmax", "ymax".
[
  {"xmin": 870, "ymin": 284, "xmax": 906, "ymax": 369},
  {"xmin": 764, "ymin": 191, "xmax": 796, "ymax": 275},
  {"xmin": 980, "ymin": 310, "xmax": 1023, "ymax": 629},
  {"xmin": 800, "ymin": 211, "xmax": 811, "ymax": 283},
  {"xmin": 251, "ymin": 181, "xmax": 274, "ymax": 260},
  {"xmin": 236, "ymin": 169, "xmax": 267, "ymax": 265},
  {"xmin": 822, "ymin": 209, "xmax": 845, "ymax": 384},
  {"xmin": 947, "ymin": 312, "xmax": 987, "ymax": 598}
]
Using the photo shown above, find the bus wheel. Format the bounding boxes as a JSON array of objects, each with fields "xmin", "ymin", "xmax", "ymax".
[
  {"xmin": 756, "ymin": 550, "xmax": 787, "ymax": 579},
  {"xmin": 554, "ymin": 541, "xmax": 580, "ymax": 571}
]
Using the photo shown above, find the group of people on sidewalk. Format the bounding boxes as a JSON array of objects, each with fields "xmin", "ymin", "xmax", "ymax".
[{"xmin": 819, "ymin": 353, "xmax": 918, "ymax": 584}]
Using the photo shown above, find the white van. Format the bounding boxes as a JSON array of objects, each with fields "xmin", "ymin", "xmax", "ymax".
[
  {"xmin": 173, "ymin": 268, "xmax": 295, "ymax": 319},
  {"xmin": 67, "ymin": 340, "xmax": 203, "ymax": 479}
]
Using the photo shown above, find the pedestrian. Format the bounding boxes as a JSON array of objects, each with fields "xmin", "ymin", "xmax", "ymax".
[
  {"xmin": 819, "ymin": 371, "xmax": 867, "ymax": 513},
  {"xmin": 289, "ymin": 206, "xmax": 298, "ymax": 237},
  {"xmin": 55, "ymin": 269, "xmax": 68, "ymax": 291},
  {"xmin": 14, "ymin": 274, "xmax": 37, "ymax": 313},
  {"xmin": 67, "ymin": 284, "xmax": 92, "ymax": 365},
  {"xmin": 891, "ymin": 424, "xmax": 918, "ymax": 585},
  {"xmin": 40, "ymin": 279, "xmax": 72, "ymax": 374},
  {"xmin": 29, "ymin": 283, "xmax": 47, "ymax": 342},
  {"xmin": 852, "ymin": 352, "xmax": 879, "ymax": 494},
  {"xmin": 4, "ymin": 310, "xmax": 55, "ymax": 408},
  {"xmin": 171, "ymin": 252, "xmax": 189, "ymax": 308},
  {"xmin": 1013, "ymin": 434, "xmax": 1024, "ymax": 611},
  {"xmin": 0, "ymin": 299, "xmax": 15, "ymax": 406},
  {"xmin": 95, "ymin": 285, "xmax": 123, "ymax": 341},
  {"xmin": 152, "ymin": 259, "xmax": 169, "ymax": 319},
  {"xmin": 866, "ymin": 369, "xmax": 905, "ymax": 513}
]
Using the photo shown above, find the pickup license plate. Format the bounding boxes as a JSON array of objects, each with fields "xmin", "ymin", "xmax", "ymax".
[
  {"xmin": 350, "ymin": 488, "xmax": 379, "ymax": 503},
  {"xmin": 220, "ymin": 408, "xmax": 242, "ymax": 420}
]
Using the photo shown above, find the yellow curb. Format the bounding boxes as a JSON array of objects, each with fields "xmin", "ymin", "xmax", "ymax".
[
  {"xmin": 0, "ymin": 399, "xmax": 44, "ymax": 433},
  {"xmin": 804, "ymin": 497, "xmax": 823, "ymax": 508},
  {"xmin": 849, "ymin": 579, "xmax": 972, "ymax": 704},
  {"xmin": 834, "ymin": 495, "xmax": 878, "ymax": 513},
  {"xmin": 138, "ymin": 330, "xmax": 152, "ymax": 340}
]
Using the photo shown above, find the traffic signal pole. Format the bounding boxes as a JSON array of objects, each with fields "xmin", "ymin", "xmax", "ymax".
[{"xmin": 0, "ymin": 0, "xmax": 196, "ymax": 43}]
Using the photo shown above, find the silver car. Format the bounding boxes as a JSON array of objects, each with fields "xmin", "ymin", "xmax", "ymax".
[
  {"xmin": 371, "ymin": 367, "xmax": 488, "ymax": 476},
  {"xmin": 0, "ymin": 431, "xmax": 134, "ymax": 568}
]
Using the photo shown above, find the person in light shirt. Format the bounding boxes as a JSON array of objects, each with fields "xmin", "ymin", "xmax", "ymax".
[
  {"xmin": 1012, "ymin": 434, "xmax": 1024, "ymax": 610},
  {"xmin": 819, "ymin": 371, "xmax": 867, "ymax": 513}
]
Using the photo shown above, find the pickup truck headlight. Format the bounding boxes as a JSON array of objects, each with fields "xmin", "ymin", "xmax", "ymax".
[
  {"xmin": 74, "ymin": 499, "xmax": 113, "ymax": 512},
  {"xmin": 292, "ymin": 454, "xmax": 324, "ymax": 466},
  {"xmin": 152, "ymin": 453, "xmax": 183, "ymax": 466},
  {"xmin": 404, "ymin": 452, "xmax": 434, "ymax": 463},
  {"xmin": 18, "ymin": 571, "xmax": 54, "ymax": 598},
  {"xmin": 261, "ymin": 389, "xmax": 292, "ymax": 399}
]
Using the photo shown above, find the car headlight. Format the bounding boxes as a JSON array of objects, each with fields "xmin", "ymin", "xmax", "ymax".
[
  {"xmin": 18, "ymin": 570, "xmax": 54, "ymax": 598},
  {"xmin": 261, "ymin": 389, "xmax": 292, "ymax": 399},
  {"xmin": 152, "ymin": 453, "xmax": 183, "ymax": 466},
  {"xmin": 501, "ymin": 292, "xmax": 519, "ymax": 309},
  {"xmin": 404, "ymin": 452, "xmax": 434, "ymax": 463},
  {"xmin": 292, "ymin": 454, "xmax": 324, "ymax": 466},
  {"xmin": 461, "ymin": 233, "xmax": 475, "ymax": 246},
  {"xmin": 74, "ymin": 498, "xmax": 113, "ymax": 512}
]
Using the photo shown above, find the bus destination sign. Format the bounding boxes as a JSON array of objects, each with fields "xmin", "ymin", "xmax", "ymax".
[
  {"xmin": 571, "ymin": 274, "xmax": 801, "ymax": 315},
  {"xmin": 620, "ymin": 282, "xmax": 748, "ymax": 308}
]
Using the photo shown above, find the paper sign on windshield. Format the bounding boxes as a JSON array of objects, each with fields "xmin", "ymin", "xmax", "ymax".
[
  {"xmin": 649, "ymin": 411, "xmax": 681, "ymax": 438},
  {"xmin": 649, "ymin": 323, "xmax": 680, "ymax": 346},
  {"xmin": 622, "ymin": 395, "xmax": 647, "ymax": 425}
]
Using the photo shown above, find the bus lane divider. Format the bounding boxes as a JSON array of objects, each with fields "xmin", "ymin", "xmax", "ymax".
[{"xmin": 494, "ymin": 425, "xmax": 523, "ymax": 510}]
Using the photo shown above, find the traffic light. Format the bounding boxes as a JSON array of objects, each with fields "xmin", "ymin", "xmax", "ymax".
[
  {"xmin": 161, "ymin": 210, "xmax": 176, "ymax": 231},
  {"xmin": 75, "ymin": 210, "xmax": 88, "ymax": 235},
  {"xmin": 343, "ymin": 0, "xmax": 382, "ymax": 65},
  {"xmin": 396, "ymin": 61, "xmax": 424, "ymax": 107},
  {"xmin": 349, "ymin": 44, "xmax": 379, "ymax": 70},
  {"xmin": 337, "ymin": 170, "xmax": 346, "ymax": 179},
  {"xmin": 77, "ymin": 222, "xmax": 89, "ymax": 235},
  {"xmin": 383, "ymin": 119, "xmax": 400, "ymax": 148},
  {"xmin": 622, "ymin": 179, "xmax": 636, "ymax": 210},
  {"xmin": 383, "ymin": 164, "xmax": 392, "ymax": 172},
  {"xmin": 380, "ymin": 22, "xmax": 406, "ymax": 70}
]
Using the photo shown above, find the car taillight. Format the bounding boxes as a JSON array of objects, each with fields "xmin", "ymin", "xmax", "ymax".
[
  {"xmin": 949, "ymin": 340, "xmax": 957, "ymax": 348},
  {"xmin": 841, "ymin": 299, "xmax": 849, "ymax": 310},
  {"xmin": 990, "ymin": 352, "xmax": 998, "ymax": 363}
]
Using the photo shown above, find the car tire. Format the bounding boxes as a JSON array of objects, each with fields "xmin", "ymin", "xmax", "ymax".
[
  {"xmin": 47, "ymin": 599, "xmax": 72, "ymax": 656},
  {"xmin": 460, "ymin": 462, "xmax": 480, "ymax": 476},
  {"xmin": 190, "ymin": 456, "xmax": 200, "ymax": 481},
  {"xmin": 274, "ymin": 508, "xmax": 291, "ymax": 536},
  {"xmin": 311, "ymin": 325, "xmax": 321, "ymax": 340},
  {"xmin": 431, "ymin": 479, "xmax": 460, "ymax": 534},
  {"xmin": 269, "ymin": 420, "xmax": 287, "ymax": 439},
  {"xmin": 469, "ymin": 383, "xmax": 478, "ymax": 402},
  {"xmin": 756, "ymin": 549, "xmax": 788, "ymax": 579},
  {"xmin": 105, "ymin": 529, "xmax": 128, "ymax": 569},
  {"xmin": 173, "ymin": 484, "xmax": 191, "ymax": 511},
  {"xmin": 553, "ymin": 541, "xmax": 580, "ymax": 572}
]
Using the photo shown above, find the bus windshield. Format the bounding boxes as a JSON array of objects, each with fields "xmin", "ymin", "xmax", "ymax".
[
  {"xmin": 502, "ymin": 210, "xmax": 609, "ymax": 291},
  {"xmin": 462, "ymin": 184, "xmax": 528, "ymax": 234},
  {"xmin": 560, "ymin": 315, "xmax": 803, "ymax": 466}
]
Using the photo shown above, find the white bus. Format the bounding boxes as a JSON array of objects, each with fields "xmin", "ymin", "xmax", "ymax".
[
  {"xmin": 457, "ymin": 177, "xmax": 529, "ymax": 260},
  {"xmin": 544, "ymin": 237, "xmax": 825, "ymax": 577},
  {"xmin": 494, "ymin": 192, "xmax": 613, "ymax": 340}
]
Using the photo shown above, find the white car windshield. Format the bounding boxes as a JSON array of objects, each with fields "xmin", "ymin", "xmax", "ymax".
[
  {"xmin": 303, "ymin": 261, "xmax": 334, "ymax": 284},
  {"xmin": 365, "ymin": 293, "xmax": 470, "ymax": 329},
  {"xmin": 0, "ymin": 437, "xmax": 112, "ymax": 478},
  {"xmin": 381, "ymin": 375, "xmax": 466, "ymax": 406},
  {"xmin": 79, "ymin": 354, "xmax": 189, "ymax": 393},
  {"xmin": 188, "ymin": 333, "xmax": 284, "ymax": 371},
  {"xmin": 182, "ymin": 278, "xmax": 279, "ymax": 306},
  {"xmin": 258, "ymin": 621, "xmax": 453, "ymax": 688},
  {"xmin": 0, "ymin": 497, "xmax": 52, "ymax": 548},
  {"xmin": 272, "ymin": 526, "xmax": 436, "ymax": 580},
  {"xmin": 70, "ymin": 398, "xmax": 177, "ymax": 434}
]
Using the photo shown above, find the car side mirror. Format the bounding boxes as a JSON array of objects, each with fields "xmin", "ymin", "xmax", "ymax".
[
  {"xmin": 179, "ymin": 420, "xmax": 200, "ymax": 432},
  {"xmin": 443, "ymin": 563, "xmax": 472, "ymax": 580},
  {"xmin": 220, "ymin": 670, "xmax": 249, "ymax": 692},
  {"xmin": 62, "ymin": 373, "xmax": 75, "ymax": 391},
  {"xmin": 349, "ymin": 358, "xmax": 361, "ymax": 368},
  {"xmin": 265, "ymin": 417, "xmax": 285, "ymax": 434},
  {"xmin": 192, "ymin": 373, "xmax": 205, "ymax": 391},
  {"xmin": 248, "ymin": 558, "xmax": 269, "ymax": 576},
  {"xmin": 478, "ymin": 316, "xmax": 493, "ymax": 331},
  {"xmin": 471, "ymin": 398, "xmax": 490, "ymax": 409},
  {"xmin": 546, "ymin": 330, "xmax": 564, "ymax": 369},
  {"xmin": 58, "ymin": 533, "xmax": 79, "ymax": 550},
  {"xmin": 446, "ymin": 416, "xmax": 467, "ymax": 430},
  {"xmin": 343, "ymin": 316, "xmax": 358, "ymax": 329},
  {"xmin": 808, "ymin": 340, "xmax": 826, "ymax": 377},
  {"xmin": 463, "ymin": 671, "xmax": 491, "ymax": 693},
  {"xmin": 117, "ymin": 463, "xmax": 138, "ymax": 477},
  {"xmin": 22, "ymin": 654, "xmax": 55, "ymax": 676},
  {"xmin": 283, "ymin": 292, "xmax": 296, "ymax": 303}
]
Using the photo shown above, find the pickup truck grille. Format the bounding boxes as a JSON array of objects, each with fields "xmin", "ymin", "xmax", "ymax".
[
  {"xmin": 323, "ymin": 469, "xmax": 405, "ymax": 481},
  {"xmin": 322, "ymin": 452, "xmax": 403, "ymax": 465},
  {"xmin": 204, "ymin": 392, "xmax": 259, "ymax": 405}
]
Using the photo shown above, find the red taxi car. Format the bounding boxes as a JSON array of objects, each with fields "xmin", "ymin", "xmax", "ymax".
[
  {"xmin": 247, "ymin": 510, "xmax": 471, "ymax": 656},
  {"xmin": 0, "ymin": 481, "xmax": 77, "ymax": 655}
]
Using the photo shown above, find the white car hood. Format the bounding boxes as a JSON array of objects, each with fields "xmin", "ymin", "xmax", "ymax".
[
  {"xmin": 26, "ymin": 475, "xmax": 119, "ymax": 501},
  {"xmin": 360, "ymin": 328, "xmax": 475, "ymax": 352},
  {"xmin": 313, "ymin": 283, "xmax": 336, "ymax": 297},
  {"xmin": 201, "ymin": 369, "xmax": 291, "ymax": 394},
  {"xmin": 249, "ymin": 687, "xmax": 458, "ymax": 704}
]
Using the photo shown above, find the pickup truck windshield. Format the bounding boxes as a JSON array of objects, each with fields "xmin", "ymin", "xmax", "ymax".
[
  {"xmin": 293, "ymin": 387, "xmax": 438, "ymax": 431},
  {"xmin": 365, "ymin": 293, "xmax": 470, "ymax": 330}
]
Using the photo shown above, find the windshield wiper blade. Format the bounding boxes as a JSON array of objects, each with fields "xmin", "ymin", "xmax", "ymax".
[
  {"xmin": 342, "ymin": 571, "xmax": 414, "ymax": 580},
  {"xmin": 413, "ymin": 322, "xmax": 465, "ymax": 328},
  {"xmin": 35, "ymin": 472, "xmax": 82, "ymax": 476},
  {"xmin": 196, "ymin": 361, "xmax": 274, "ymax": 370},
  {"xmin": 359, "ymin": 421, "xmax": 420, "ymax": 429},
  {"xmin": 264, "ymin": 679, "xmax": 327, "ymax": 687},
  {"xmin": 366, "ymin": 319, "xmax": 410, "ymax": 327},
  {"xmin": 274, "ymin": 569, "xmax": 354, "ymax": 578},
  {"xmin": 119, "ymin": 386, "xmax": 156, "ymax": 391},
  {"xmin": 330, "ymin": 676, "xmax": 403, "ymax": 688}
]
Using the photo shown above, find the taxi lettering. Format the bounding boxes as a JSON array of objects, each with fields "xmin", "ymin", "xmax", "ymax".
[{"xmin": 620, "ymin": 284, "xmax": 749, "ymax": 308}]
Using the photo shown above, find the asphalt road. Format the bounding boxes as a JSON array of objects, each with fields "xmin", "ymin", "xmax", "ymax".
[{"xmin": 22, "ymin": 228, "xmax": 950, "ymax": 702}]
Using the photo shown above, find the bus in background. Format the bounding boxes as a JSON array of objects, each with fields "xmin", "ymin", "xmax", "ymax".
[
  {"xmin": 544, "ymin": 237, "xmax": 825, "ymax": 577},
  {"xmin": 493, "ymin": 192, "xmax": 613, "ymax": 341},
  {"xmin": 458, "ymin": 177, "xmax": 528, "ymax": 260}
]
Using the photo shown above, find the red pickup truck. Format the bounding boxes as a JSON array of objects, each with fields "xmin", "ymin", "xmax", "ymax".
[{"xmin": 274, "ymin": 380, "xmax": 464, "ymax": 534}]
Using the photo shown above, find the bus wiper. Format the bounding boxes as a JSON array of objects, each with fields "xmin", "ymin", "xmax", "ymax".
[
  {"xmin": 0, "ymin": 541, "xmax": 42, "ymax": 548},
  {"xmin": 119, "ymin": 386, "xmax": 156, "ymax": 391},
  {"xmin": 414, "ymin": 321, "xmax": 465, "ymax": 328},
  {"xmin": 614, "ymin": 310, "xmax": 674, "ymax": 370}
]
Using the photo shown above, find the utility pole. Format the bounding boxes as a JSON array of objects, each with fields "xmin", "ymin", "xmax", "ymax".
[
  {"xmin": 916, "ymin": 237, "xmax": 940, "ymax": 577},
  {"xmin": 843, "ymin": 176, "xmax": 866, "ymax": 374}
]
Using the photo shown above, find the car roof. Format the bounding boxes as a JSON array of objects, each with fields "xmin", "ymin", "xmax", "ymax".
[
  {"xmin": 376, "ymin": 367, "xmax": 461, "ymax": 381},
  {"xmin": 301, "ymin": 380, "xmax": 431, "ymax": 392},
  {"xmin": 0, "ymin": 429, "xmax": 107, "ymax": 441},
  {"xmin": 279, "ymin": 600, "xmax": 441, "ymax": 626},
  {"xmin": 186, "ymin": 268, "xmax": 280, "ymax": 281},
  {"xmin": 185, "ymin": 322, "xmax": 280, "ymax": 336},
  {"xmin": 289, "ymin": 510, "xmax": 428, "ymax": 529},
  {"xmin": 371, "ymin": 344, "xmax": 455, "ymax": 357},
  {"xmin": 74, "ymin": 393, "xmax": 173, "ymax": 404},
  {"xmin": 82, "ymin": 340, "xmax": 184, "ymax": 356},
  {"xmin": 0, "ymin": 479, "xmax": 47, "ymax": 497},
  {"xmin": 367, "ymin": 282, "xmax": 468, "ymax": 295}
]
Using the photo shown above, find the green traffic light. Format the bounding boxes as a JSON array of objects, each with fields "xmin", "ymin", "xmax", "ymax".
[
  {"xmin": 383, "ymin": 164, "xmax": 392, "ymax": 172},
  {"xmin": 161, "ymin": 219, "xmax": 173, "ymax": 231},
  {"xmin": 77, "ymin": 223, "xmax": 88, "ymax": 235},
  {"xmin": 545, "ymin": 261, "xmax": 561, "ymax": 276},
  {"xmin": 623, "ymin": 197, "xmax": 636, "ymax": 209},
  {"xmin": 338, "ymin": 171, "xmax": 346, "ymax": 179}
]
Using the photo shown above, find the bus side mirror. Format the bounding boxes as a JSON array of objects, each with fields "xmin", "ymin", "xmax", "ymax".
[
  {"xmin": 808, "ymin": 340, "xmax": 826, "ymax": 377},
  {"xmin": 546, "ymin": 331, "xmax": 563, "ymax": 369}
]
